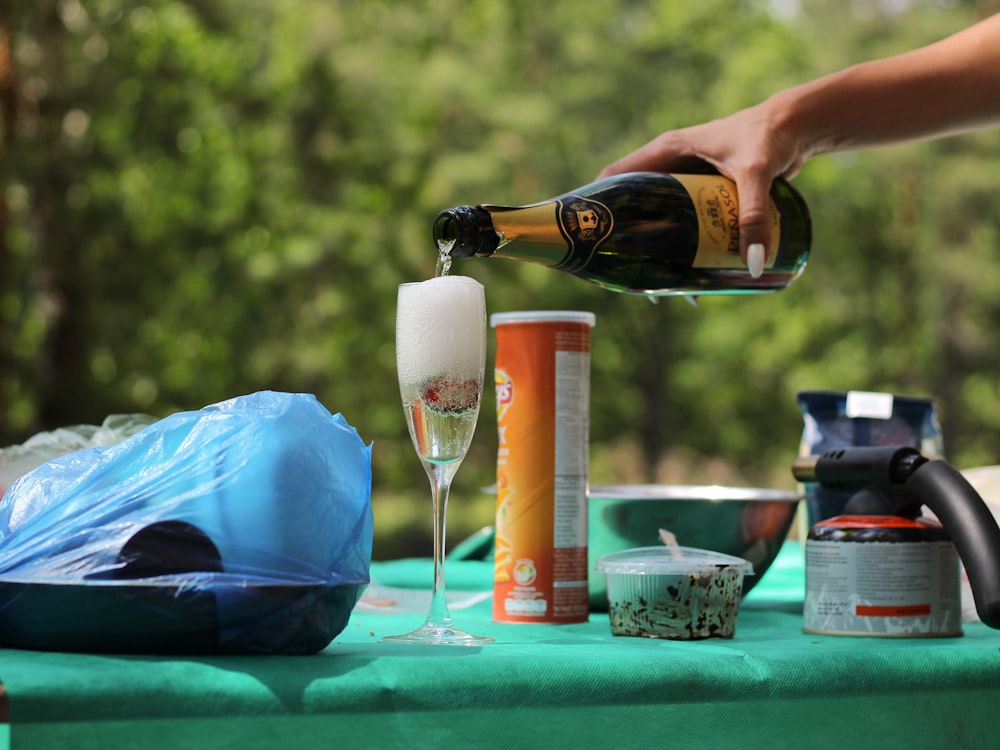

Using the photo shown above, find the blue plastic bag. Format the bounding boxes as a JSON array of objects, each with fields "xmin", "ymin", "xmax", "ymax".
[{"xmin": 0, "ymin": 391, "xmax": 373, "ymax": 654}]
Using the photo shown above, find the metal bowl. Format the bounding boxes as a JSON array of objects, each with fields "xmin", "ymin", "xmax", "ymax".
[{"xmin": 588, "ymin": 485, "xmax": 800, "ymax": 610}]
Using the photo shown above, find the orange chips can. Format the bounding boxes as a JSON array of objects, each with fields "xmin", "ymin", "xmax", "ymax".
[{"xmin": 490, "ymin": 311, "xmax": 595, "ymax": 623}]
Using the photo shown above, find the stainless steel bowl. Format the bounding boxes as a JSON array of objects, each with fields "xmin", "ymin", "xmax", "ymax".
[{"xmin": 588, "ymin": 485, "xmax": 800, "ymax": 610}]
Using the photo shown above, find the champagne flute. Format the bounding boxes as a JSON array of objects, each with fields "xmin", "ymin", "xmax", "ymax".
[{"xmin": 382, "ymin": 275, "xmax": 493, "ymax": 645}]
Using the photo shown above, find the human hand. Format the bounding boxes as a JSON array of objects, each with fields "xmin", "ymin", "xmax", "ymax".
[{"xmin": 597, "ymin": 99, "xmax": 809, "ymax": 277}]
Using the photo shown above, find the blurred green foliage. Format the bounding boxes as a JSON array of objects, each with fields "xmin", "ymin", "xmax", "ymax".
[{"xmin": 2, "ymin": 0, "xmax": 999, "ymax": 558}]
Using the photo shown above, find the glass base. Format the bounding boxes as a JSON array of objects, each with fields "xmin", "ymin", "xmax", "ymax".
[{"xmin": 380, "ymin": 623, "xmax": 494, "ymax": 646}]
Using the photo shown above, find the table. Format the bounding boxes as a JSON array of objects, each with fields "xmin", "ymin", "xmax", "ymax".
[{"xmin": 2, "ymin": 544, "xmax": 1000, "ymax": 750}]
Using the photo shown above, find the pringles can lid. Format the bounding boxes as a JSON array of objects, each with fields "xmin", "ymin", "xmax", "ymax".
[{"xmin": 490, "ymin": 310, "xmax": 596, "ymax": 328}]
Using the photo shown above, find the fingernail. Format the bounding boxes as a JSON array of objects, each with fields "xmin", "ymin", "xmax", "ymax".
[{"xmin": 747, "ymin": 243, "xmax": 765, "ymax": 279}]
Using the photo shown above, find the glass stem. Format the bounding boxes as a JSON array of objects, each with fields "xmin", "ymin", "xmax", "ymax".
[{"xmin": 426, "ymin": 462, "xmax": 459, "ymax": 629}]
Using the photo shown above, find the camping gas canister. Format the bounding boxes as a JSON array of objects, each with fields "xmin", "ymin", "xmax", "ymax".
[{"xmin": 804, "ymin": 514, "xmax": 962, "ymax": 637}]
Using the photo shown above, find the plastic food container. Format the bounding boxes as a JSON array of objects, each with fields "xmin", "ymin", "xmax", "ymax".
[{"xmin": 595, "ymin": 546, "xmax": 753, "ymax": 640}]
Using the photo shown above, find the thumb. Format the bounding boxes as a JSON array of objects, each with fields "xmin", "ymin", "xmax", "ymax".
[{"xmin": 735, "ymin": 182, "xmax": 774, "ymax": 278}]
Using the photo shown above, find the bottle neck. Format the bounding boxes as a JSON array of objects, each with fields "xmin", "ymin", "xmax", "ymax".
[{"xmin": 433, "ymin": 206, "xmax": 500, "ymax": 258}]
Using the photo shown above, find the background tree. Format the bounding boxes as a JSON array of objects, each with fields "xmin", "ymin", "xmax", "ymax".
[{"xmin": 1, "ymin": 0, "xmax": 998, "ymax": 558}]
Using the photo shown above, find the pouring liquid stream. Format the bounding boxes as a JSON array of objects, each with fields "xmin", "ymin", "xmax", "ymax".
[{"xmin": 436, "ymin": 239, "xmax": 456, "ymax": 278}]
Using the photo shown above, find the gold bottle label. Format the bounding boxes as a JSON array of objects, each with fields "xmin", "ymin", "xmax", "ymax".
[
  {"xmin": 483, "ymin": 197, "xmax": 613, "ymax": 269},
  {"xmin": 672, "ymin": 174, "xmax": 781, "ymax": 269}
]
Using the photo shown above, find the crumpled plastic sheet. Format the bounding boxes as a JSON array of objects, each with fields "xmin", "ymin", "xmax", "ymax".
[
  {"xmin": 0, "ymin": 413, "xmax": 158, "ymax": 497},
  {"xmin": 0, "ymin": 391, "xmax": 373, "ymax": 655}
]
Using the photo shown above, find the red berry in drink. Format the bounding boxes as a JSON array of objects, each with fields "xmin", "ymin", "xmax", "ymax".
[{"xmin": 420, "ymin": 375, "xmax": 480, "ymax": 414}]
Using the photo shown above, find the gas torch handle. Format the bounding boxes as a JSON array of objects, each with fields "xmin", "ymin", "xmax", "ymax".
[{"xmin": 905, "ymin": 459, "xmax": 1000, "ymax": 630}]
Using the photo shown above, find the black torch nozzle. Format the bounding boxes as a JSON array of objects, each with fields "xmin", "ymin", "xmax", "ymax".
[{"xmin": 792, "ymin": 445, "xmax": 927, "ymax": 491}]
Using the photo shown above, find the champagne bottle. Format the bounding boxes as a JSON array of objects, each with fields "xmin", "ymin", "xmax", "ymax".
[{"xmin": 433, "ymin": 171, "xmax": 811, "ymax": 296}]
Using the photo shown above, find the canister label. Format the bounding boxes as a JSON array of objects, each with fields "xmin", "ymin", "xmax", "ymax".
[
  {"xmin": 491, "ymin": 312, "xmax": 593, "ymax": 624},
  {"xmin": 804, "ymin": 519, "xmax": 962, "ymax": 637}
]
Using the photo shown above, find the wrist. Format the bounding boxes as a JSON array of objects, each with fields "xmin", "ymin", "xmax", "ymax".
[{"xmin": 764, "ymin": 76, "xmax": 849, "ymax": 161}]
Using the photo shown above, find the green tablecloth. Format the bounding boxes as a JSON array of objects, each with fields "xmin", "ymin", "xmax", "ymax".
[{"xmin": 2, "ymin": 544, "xmax": 1000, "ymax": 750}]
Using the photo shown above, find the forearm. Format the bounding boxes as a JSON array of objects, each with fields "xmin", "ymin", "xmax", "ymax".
[
  {"xmin": 597, "ymin": 13, "xmax": 1000, "ymax": 270},
  {"xmin": 772, "ymin": 13, "xmax": 1000, "ymax": 159}
]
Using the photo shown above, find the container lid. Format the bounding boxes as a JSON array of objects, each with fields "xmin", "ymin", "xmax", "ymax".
[
  {"xmin": 594, "ymin": 546, "xmax": 753, "ymax": 576},
  {"xmin": 490, "ymin": 311, "xmax": 596, "ymax": 327}
]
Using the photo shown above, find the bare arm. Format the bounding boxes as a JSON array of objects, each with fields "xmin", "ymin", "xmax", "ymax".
[{"xmin": 599, "ymin": 13, "xmax": 1000, "ymax": 276}]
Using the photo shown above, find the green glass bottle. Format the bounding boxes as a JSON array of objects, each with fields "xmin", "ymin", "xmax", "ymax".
[{"xmin": 433, "ymin": 171, "xmax": 811, "ymax": 296}]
